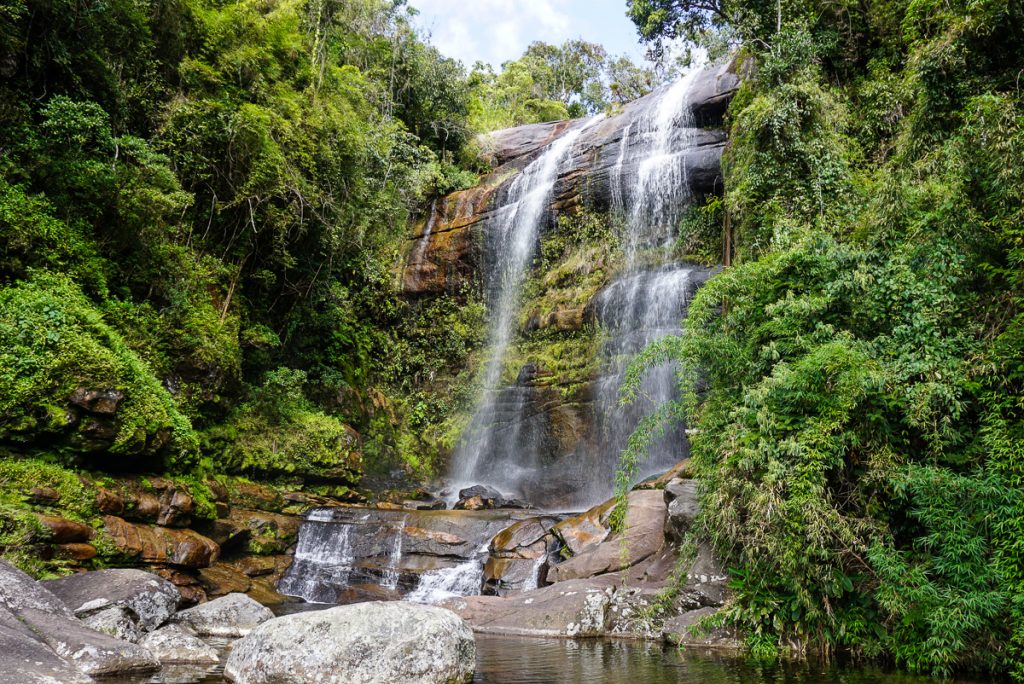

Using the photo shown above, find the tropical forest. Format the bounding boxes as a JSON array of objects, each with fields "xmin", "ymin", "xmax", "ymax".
[{"xmin": 0, "ymin": 0, "xmax": 1021, "ymax": 682}]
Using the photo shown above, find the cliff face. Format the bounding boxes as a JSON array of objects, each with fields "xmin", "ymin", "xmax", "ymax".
[{"xmin": 401, "ymin": 61, "xmax": 739, "ymax": 297}]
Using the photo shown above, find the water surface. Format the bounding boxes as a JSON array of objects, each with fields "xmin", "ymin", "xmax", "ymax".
[{"xmin": 113, "ymin": 632, "xmax": 985, "ymax": 684}]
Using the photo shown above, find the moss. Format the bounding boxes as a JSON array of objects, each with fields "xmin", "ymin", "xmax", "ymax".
[{"xmin": 0, "ymin": 274, "xmax": 199, "ymax": 469}]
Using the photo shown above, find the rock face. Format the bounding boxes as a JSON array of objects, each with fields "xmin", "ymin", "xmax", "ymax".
[
  {"xmin": 401, "ymin": 61, "xmax": 739, "ymax": 298},
  {"xmin": 103, "ymin": 515, "xmax": 220, "ymax": 568},
  {"xmin": 663, "ymin": 478, "xmax": 700, "ymax": 544},
  {"xmin": 224, "ymin": 602, "xmax": 475, "ymax": 684},
  {"xmin": 170, "ymin": 592, "xmax": 274, "ymax": 637},
  {"xmin": 43, "ymin": 568, "xmax": 181, "ymax": 632}
]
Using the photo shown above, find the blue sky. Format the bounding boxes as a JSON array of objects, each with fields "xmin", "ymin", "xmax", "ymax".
[{"xmin": 409, "ymin": 0, "xmax": 649, "ymax": 69}]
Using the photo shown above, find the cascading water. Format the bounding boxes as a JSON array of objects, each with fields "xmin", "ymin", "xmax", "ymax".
[
  {"xmin": 450, "ymin": 115, "xmax": 604, "ymax": 494},
  {"xmin": 277, "ymin": 509, "xmax": 359, "ymax": 604},
  {"xmin": 447, "ymin": 66, "xmax": 712, "ymax": 509},
  {"xmin": 576, "ymin": 65, "xmax": 711, "ymax": 501}
]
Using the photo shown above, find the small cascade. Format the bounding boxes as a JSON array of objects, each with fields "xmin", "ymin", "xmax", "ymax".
[
  {"xmin": 451, "ymin": 114, "xmax": 605, "ymax": 491},
  {"xmin": 277, "ymin": 506, "xmax": 533, "ymax": 604},
  {"xmin": 380, "ymin": 515, "xmax": 407, "ymax": 591},
  {"xmin": 277, "ymin": 510, "xmax": 358, "ymax": 604},
  {"xmin": 405, "ymin": 559, "xmax": 485, "ymax": 604}
]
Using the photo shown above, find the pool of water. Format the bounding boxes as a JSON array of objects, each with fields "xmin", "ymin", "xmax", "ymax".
[{"xmin": 110, "ymin": 631, "xmax": 985, "ymax": 684}]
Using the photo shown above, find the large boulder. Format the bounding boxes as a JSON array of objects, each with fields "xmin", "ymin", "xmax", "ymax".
[
  {"xmin": 224, "ymin": 602, "xmax": 475, "ymax": 684},
  {"xmin": 43, "ymin": 568, "xmax": 181, "ymax": 632},
  {"xmin": 170, "ymin": 592, "xmax": 274, "ymax": 637},
  {"xmin": 0, "ymin": 606, "xmax": 93, "ymax": 684},
  {"xmin": 548, "ymin": 490, "xmax": 666, "ymax": 583},
  {"xmin": 0, "ymin": 561, "xmax": 159, "ymax": 677}
]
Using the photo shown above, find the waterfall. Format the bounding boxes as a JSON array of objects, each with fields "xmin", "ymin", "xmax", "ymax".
[
  {"xmin": 450, "ymin": 115, "xmax": 604, "ymax": 492},
  {"xmin": 579, "ymin": 65, "xmax": 709, "ymax": 501}
]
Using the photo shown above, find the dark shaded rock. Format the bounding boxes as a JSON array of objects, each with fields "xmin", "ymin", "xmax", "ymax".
[
  {"xmin": 43, "ymin": 568, "xmax": 181, "ymax": 631},
  {"xmin": 664, "ymin": 478, "xmax": 699, "ymax": 544}
]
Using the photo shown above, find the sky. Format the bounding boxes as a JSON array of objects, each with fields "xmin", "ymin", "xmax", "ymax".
[{"xmin": 408, "ymin": 0, "xmax": 649, "ymax": 69}]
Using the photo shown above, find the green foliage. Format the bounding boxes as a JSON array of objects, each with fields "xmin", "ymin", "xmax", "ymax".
[
  {"xmin": 624, "ymin": 0, "xmax": 1024, "ymax": 677},
  {"xmin": 0, "ymin": 276, "xmax": 198, "ymax": 468},
  {"xmin": 203, "ymin": 368, "xmax": 360, "ymax": 482}
]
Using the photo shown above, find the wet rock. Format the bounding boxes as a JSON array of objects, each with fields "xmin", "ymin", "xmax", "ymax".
[
  {"xmin": 202, "ymin": 508, "xmax": 299, "ymax": 554},
  {"xmin": 96, "ymin": 486, "xmax": 126, "ymax": 514},
  {"xmin": 27, "ymin": 485, "xmax": 60, "ymax": 504},
  {"xmin": 455, "ymin": 495, "xmax": 487, "ymax": 511},
  {"xmin": 103, "ymin": 516, "xmax": 220, "ymax": 568},
  {"xmin": 229, "ymin": 482, "xmax": 285, "ymax": 513},
  {"xmin": 662, "ymin": 606, "xmax": 741, "ymax": 649},
  {"xmin": 489, "ymin": 517, "xmax": 557, "ymax": 560},
  {"xmin": 548, "ymin": 490, "xmax": 666, "ymax": 583},
  {"xmin": 455, "ymin": 485, "xmax": 506, "ymax": 510},
  {"xmin": 56, "ymin": 542, "xmax": 99, "ymax": 561},
  {"xmin": 664, "ymin": 478, "xmax": 699, "ymax": 544},
  {"xmin": 224, "ymin": 602, "xmax": 475, "ymax": 684},
  {"xmin": 140, "ymin": 624, "xmax": 219, "ymax": 664},
  {"xmin": 157, "ymin": 488, "xmax": 194, "ymax": 527},
  {"xmin": 483, "ymin": 557, "xmax": 548, "ymax": 596},
  {"xmin": 69, "ymin": 387, "xmax": 124, "ymax": 415},
  {"xmin": 43, "ymin": 568, "xmax": 181, "ymax": 632},
  {"xmin": 34, "ymin": 514, "xmax": 95, "ymax": 543},
  {"xmin": 170, "ymin": 592, "xmax": 274, "ymax": 637},
  {"xmin": 198, "ymin": 562, "xmax": 252, "ymax": 597}
]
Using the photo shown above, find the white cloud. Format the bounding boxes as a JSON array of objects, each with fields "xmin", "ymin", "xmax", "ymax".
[{"xmin": 411, "ymin": 0, "xmax": 573, "ymax": 68}]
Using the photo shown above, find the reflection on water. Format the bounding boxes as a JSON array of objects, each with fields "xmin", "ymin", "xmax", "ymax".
[{"xmin": 110, "ymin": 630, "xmax": 986, "ymax": 684}]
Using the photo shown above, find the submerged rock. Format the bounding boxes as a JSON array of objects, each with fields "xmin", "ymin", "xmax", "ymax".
[
  {"xmin": 224, "ymin": 601, "xmax": 475, "ymax": 684},
  {"xmin": 170, "ymin": 592, "xmax": 274, "ymax": 637}
]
